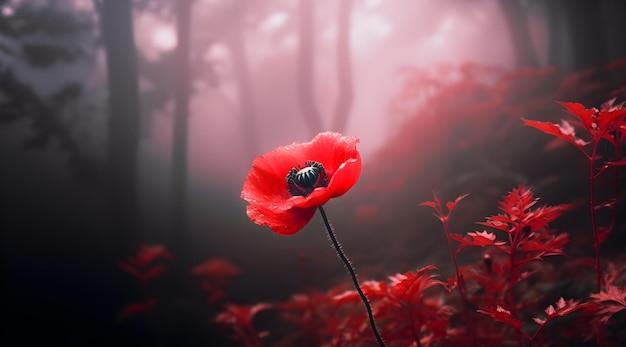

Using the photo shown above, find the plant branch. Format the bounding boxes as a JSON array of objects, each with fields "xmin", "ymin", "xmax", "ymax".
[
  {"xmin": 440, "ymin": 215, "xmax": 477, "ymax": 346},
  {"xmin": 589, "ymin": 143, "xmax": 603, "ymax": 292}
]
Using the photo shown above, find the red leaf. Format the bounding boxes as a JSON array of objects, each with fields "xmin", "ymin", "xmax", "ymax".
[
  {"xmin": 119, "ymin": 244, "xmax": 173, "ymax": 282},
  {"xmin": 451, "ymin": 231, "xmax": 505, "ymax": 253},
  {"xmin": 215, "ymin": 303, "xmax": 272, "ymax": 326},
  {"xmin": 118, "ymin": 297, "xmax": 158, "ymax": 321},
  {"xmin": 419, "ymin": 192, "xmax": 468, "ymax": 221},
  {"xmin": 604, "ymin": 262, "xmax": 626, "ymax": 287},
  {"xmin": 523, "ymin": 118, "xmax": 589, "ymax": 149},
  {"xmin": 446, "ymin": 193, "xmax": 469, "ymax": 212},
  {"xmin": 557, "ymin": 101, "xmax": 598, "ymax": 132},
  {"xmin": 478, "ymin": 306, "xmax": 523, "ymax": 329},
  {"xmin": 214, "ymin": 303, "xmax": 272, "ymax": 345},
  {"xmin": 588, "ymin": 284, "xmax": 626, "ymax": 325},
  {"xmin": 191, "ymin": 258, "xmax": 241, "ymax": 278},
  {"xmin": 533, "ymin": 297, "xmax": 583, "ymax": 326},
  {"xmin": 332, "ymin": 280, "xmax": 387, "ymax": 307},
  {"xmin": 389, "ymin": 265, "xmax": 443, "ymax": 300},
  {"xmin": 118, "ymin": 262, "xmax": 142, "ymax": 279},
  {"xmin": 478, "ymin": 218, "xmax": 511, "ymax": 232},
  {"xmin": 597, "ymin": 227, "xmax": 612, "ymax": 245},
  {"xmin": 141, "ymin": 264, "xmax": 166, "ymax": 282},
  {"xmin": 519, "ymin": 233, "xmax": 569, "ymax": 255},
  {"xmin": 419, "ymin": 200, "xmax": 438, "ymax": 209},
  {"xmin": 135, "ymin": 244, "xmax": 174, "ymax": 264}
]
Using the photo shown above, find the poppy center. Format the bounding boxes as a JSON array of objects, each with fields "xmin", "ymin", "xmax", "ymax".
[{"xmin": 286, "ymin": 160, "xmax": 329, "ymax": 196}]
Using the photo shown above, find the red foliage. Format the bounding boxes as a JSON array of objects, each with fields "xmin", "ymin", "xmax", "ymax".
[
  {"xmin": 524, "ymin": 97, "xmax": 626, "ymax": 292},
  {"xmin": 419, "ymin": 193, "xmax": 468, "ymax": 223},
  {"xmin": 375, "ymin": 266, "xmax": 453, "ymax": 346},
  {"xmin": 521, "ymin": 118, "xmax": 589, "ymax": 151},
  {"xmin": 241, "ymin": 132, "xmax": 361, "ymax": 235},
  {"xmin": 217, "ymin": 61, "xmax": 626, "ymax": 346},
  {"xmin": 477, "ymin": 306, "xmax": 523, "ymax": 330},
  {"xmin": 119, "ymin": 244, "xmax": 173, "ymax": 283},
  {"xmin": 476, "ymin": 186, "xmax": 570, "ymax": 264},
  {"xmin": 450, "ymin": 231, "xmax": 506, "ymax": 253},
  {"xmin": 214, "ymin": 303, "xmax": 272, "ymax": 347},
  {"xmin": 117, "ymin": 244, "xmax": 173, "ymax": 323},
  {"xmin": 214, "ymin": 184, "xmax": 626, "ymax": 346},
  {"xmin": 533, "ymin": 297, "xmax": 583, "ymax": 326},
  {"xmin": 192, "ymin": 258, "xmax": 241, "ymax": 304},
  {"xmin": 277, "ymin": 287, "xmax": 354, "ymax": 346},
  {"xmin": 587, "ymin": 263, "xmax": 626, "ymax": 329},
  {"xmin": 118, "ymin": 297, "xmax": 158, "ymax": 321},
  {"xmin": 589, "ymin": 284, "xmax": 626, "ymax": 325},
  {"xmin": 526, "ymin": 100, "xmax": 626, "ymax": 150}
]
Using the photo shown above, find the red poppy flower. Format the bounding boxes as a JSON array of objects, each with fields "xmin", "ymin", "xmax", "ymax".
[{"xmin": 241, "ymin": 132, "xmax": 361, "ymax": 235}]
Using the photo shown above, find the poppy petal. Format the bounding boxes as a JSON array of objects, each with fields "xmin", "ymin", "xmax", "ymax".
[{"xmin": 246, "ymin": 203, "xmax": 317, "ymax": 235}]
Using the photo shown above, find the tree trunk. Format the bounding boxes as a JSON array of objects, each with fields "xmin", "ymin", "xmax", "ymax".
[
  {"xmin": 228, "ymin": 18, "xmax": 259, "ymax": 162},
  {"xmin": 331, "ymin": 0, "xmax": 354, "ymax": 133},
  {"xmin": 562, "ymin": 0, "xmax": 608, "ymax": 71},
  {"xmin": 170, "ymin": 0, "xmax": 192, "ymax": 261},
  {"xmin": 99, "ymin": 0, "xmax": 141, "ymax": 260},
  {"xmin": 603, "ymin": 0, "xmax": 626, "ymax": 63},
  {"xmin": 298, "ymin": 0, "xmax": 324, "ymax": 136},
  {"xmin": 498, "ymin": 0, "xmax": 539, "ymax": 68},
  {"xmin": 544, "ymin": 0, "xmax": 565, "ymax": 67},
  {"xmin": 545, "ymin": 0, "xmax": 610, "ymax": 71}
]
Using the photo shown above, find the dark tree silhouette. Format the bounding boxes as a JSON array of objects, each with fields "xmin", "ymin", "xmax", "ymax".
[
  {"xmin": 297, "ymin": 0, "xmax": 324, "ymax": 136},
  {"xmin": 498, "ymin": 0, "xmax": 539, "ymax": 68},
  {"xmin": 170, "ymin": 0, "xmax": 192, "ymax": 265},
  {"xmin": 541, "ymin": 0, "xmax": 624, "ymax": 71},
  {"xmin": 559, "ymin": 0, "xmax": 609, "ymax": 71},
  {"xmin": 499, "ymin": 0, "xmax": 625, "ymax": 71},
  {"xmin": 97, "ymin": 0, "xmax": 141, "ymax": 259},
  {"xmin": 227, "ymin": 8, "xmax": 260, "ymax": 162},
  {"xmin": 331, "ymin": 0, "xmax": 355, "ymax": 133},
  {"xmin": 0, "ymin": 2, "xmax": 97, "ymax": 182}
]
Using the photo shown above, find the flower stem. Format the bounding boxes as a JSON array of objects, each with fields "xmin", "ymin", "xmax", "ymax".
[{"xmin": 318, "ymin": 206, "xmax": 386, "ymax": 347}]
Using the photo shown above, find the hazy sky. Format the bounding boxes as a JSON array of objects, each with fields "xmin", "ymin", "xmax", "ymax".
[{"xmin": 129, "ymin": 0, "xmax": 538, "ymax": 190}]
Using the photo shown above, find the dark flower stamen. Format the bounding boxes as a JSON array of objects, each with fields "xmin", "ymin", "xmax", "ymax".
[{"xmin": 286, "ymin": 160, "xmax": 329, "ymax": 196}]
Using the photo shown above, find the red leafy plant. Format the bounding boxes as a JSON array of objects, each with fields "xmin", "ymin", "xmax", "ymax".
[
  {"xmin": 216, "ymin": 266, "xmax": 455, "ymax": 347},
  {"xmin": 191, "ymin": 258, "xmax": 241, "ymax": 304},
  {"xmin": 118, "ymin": 297, "xmax": 159, "ymax": 322},
  {"xmin": 419, "ymin": 193, "xmax": 478, "ymax": 344},
  {"xmin": 219, "ymin": 62, "xmax": 626, "ymax": 345},
  {"xmin": 524, "ymin": 100, "xmax": 626, "ymax": 291},
  {"xmin": 214, "ymin": 303, "xmax": 272, "ymax": 347},
  {"xmin": 119, "ymin": 244, "xmax": 174, "ymax": 284},
  {"xmin": 118, "ymin": 244, "xmax": 174, "ymax": 321},
  {"xmin": 367, "ymin": 265, "xmax": 455, "ymax": 346},
  {"xmin": 585, "ymin": 263, "xmax": 626, "ymax": 345},
  {"xmin": 422, "ymin": 187, "xmax": 578, "ymax": 346},
  {"xmin": 277, "ymin": 287, "xmax": 357, "ymax": 346},
  {"xmin": 217, "ymin": 183, "xmax": 625, "ymax": 346}
]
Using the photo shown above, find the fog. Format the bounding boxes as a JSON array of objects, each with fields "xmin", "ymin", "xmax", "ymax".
[{"xmin": 1, "ymin": 0, "xmax": 625, "ymax": 345}]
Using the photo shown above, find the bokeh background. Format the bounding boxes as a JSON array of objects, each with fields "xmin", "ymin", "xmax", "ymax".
[{"xmin": 1, "ymin": 0, "xmax": 625, "ymax": 345}]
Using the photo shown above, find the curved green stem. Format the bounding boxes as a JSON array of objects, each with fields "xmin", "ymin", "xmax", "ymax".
[{"xmin": 318, "ymin": 206, "xmax": 386, "ymax": 347}]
